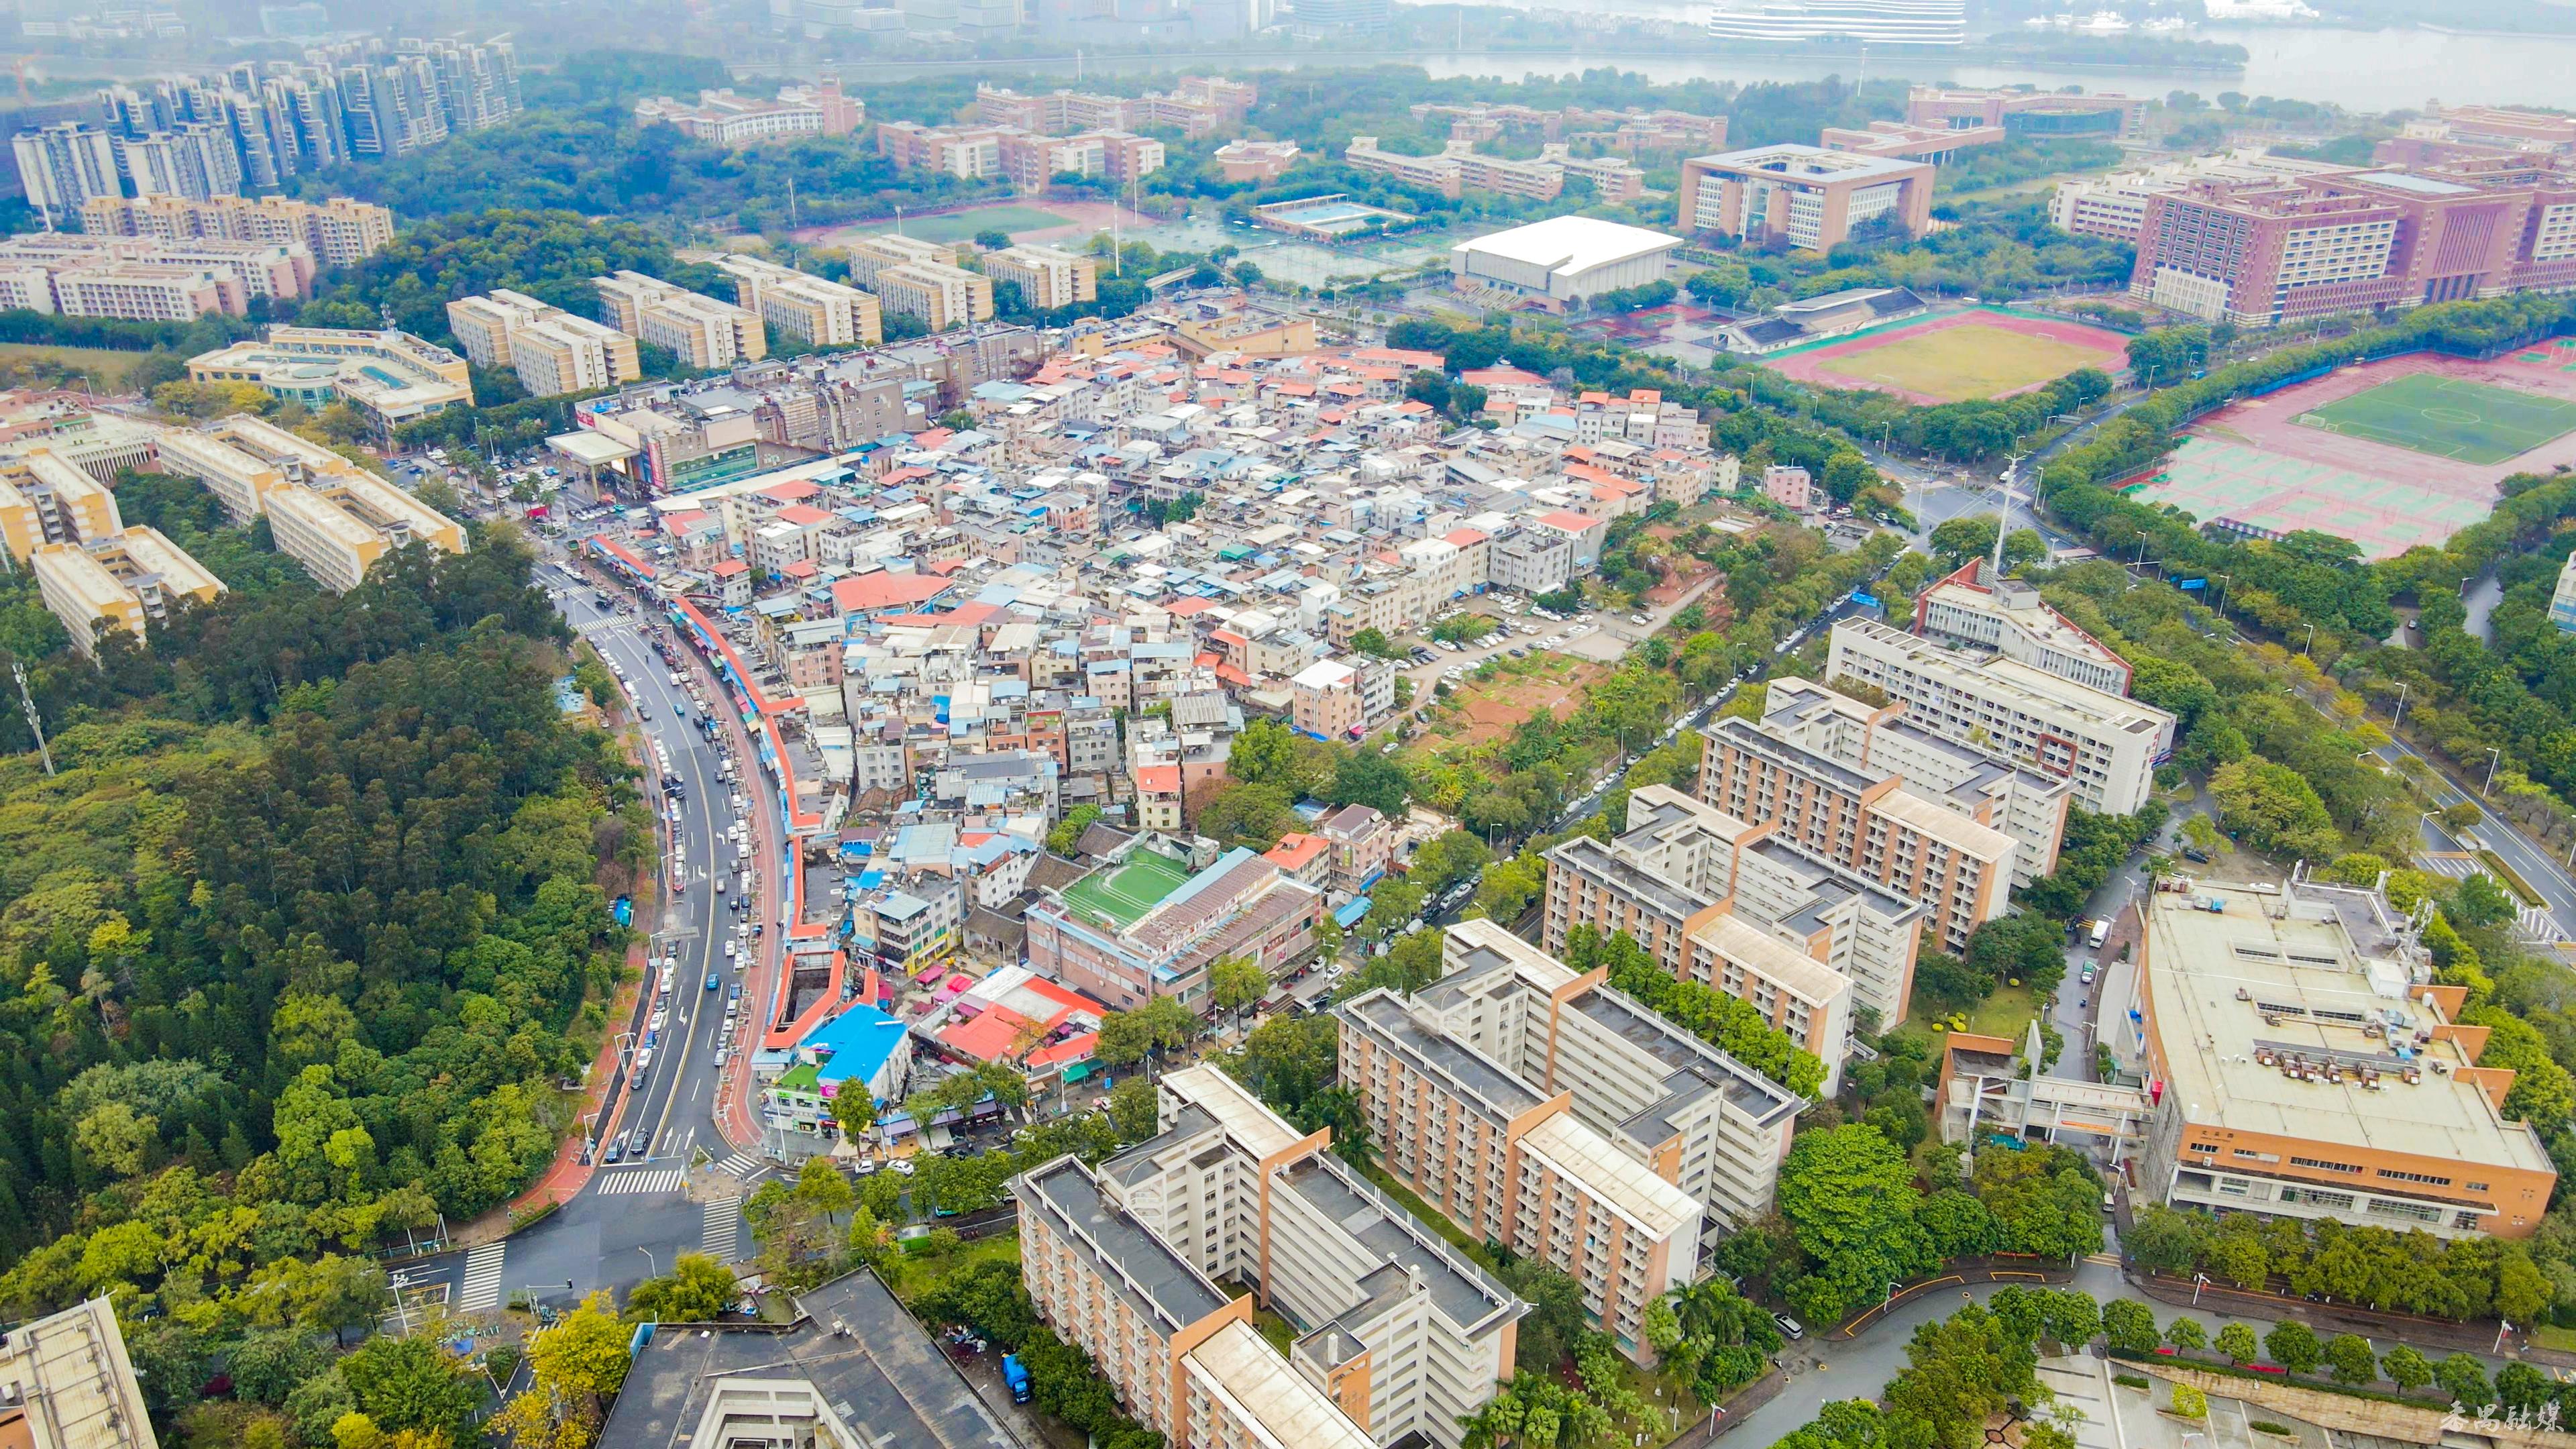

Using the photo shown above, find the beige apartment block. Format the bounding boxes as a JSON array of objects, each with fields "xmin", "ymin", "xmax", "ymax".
[
  {"xmin": 264, "ymin": 472, "xmax": 465, "ymax": 592},
  {"xmin": 156, "ymin": 413, "xmax": 355, "ymax": 521},
  {"xmin": 0, "ymin": 447, "xmax": 123, "ymax": 561},
  {"xmin": 1432, "ymin": 920, "xmax": 1806, "ymax": 1233},
  {"xmin": 32, "ymin": 525, "xmax": 222, "ymax": 657},
  {"xmin": 984, "ymin": 244, "xmax": 1098, "ymax": 311},
  {"xmin": 1698, "ymin": 713, "xmax": 2016, "ymax": 955},
  {"xmin": 1544, "ymin": 790, "xmax": 1891, "ymax": 1067},
  {"xmin": 447, "ymin": 290, "xmax": 641, "ymax": 396},
  {"xmin": 1760, "ymin": 676, "xmax": 2072, "ymax": 888},
  {"xmin": 1824, "ymin": 616, "xmax": 2176, "ymax": 816},
  {"xmin": 1043, "ymin": 1065, "xmax": 1523, "ymax": 1449},
  {"xmin": 873, "ymin": 260, "xmax": 994, "ymax": 331},
  {"xmin": 1016, "ymin": 1151, "xmax": 1380, "ymax": 1449},
  {"xmin": 443, "ymin": 290, "xmax": 537, "ymax": 369},
  {"xmin": 594, "ymin": 270, "xmax": 767, "ymax": 368},
  {"xmin": 511, "ymin": 313, "xmax": 641, "ymax": 396},
  {"xmin": 1337, "ymin": 947, "xmax": 1732, "ymax": 1363},
  {"xmin": 839, "ymin": 233, "xmax": 959, "ymax": 289},
  {"xmin": 0, "ymin": 1295, "xmax": 160, "ymax": 1448},
  {"xmin": 80, "ymin": 193, "xmax": 396, "ymax": 266},
  {"xmin": 714, "ymin": 254, "xmax": 882, "ymax": 347}
]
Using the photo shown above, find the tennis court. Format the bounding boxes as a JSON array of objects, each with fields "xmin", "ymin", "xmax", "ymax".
[
  {"xmin": 1060, "ymin": 851, "xmax": 1193, "ymax": 930},
  {"xmin": 2294, "ymin": 372, "xmax": 2576, "ymax": 465},
  {"xmin": 2127, "ymin": 435, "xmax": 2498, "ymax": 558}
]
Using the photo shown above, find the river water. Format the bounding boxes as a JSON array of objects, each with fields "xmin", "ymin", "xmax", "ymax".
[
  {"xmin": 1401, "ymin": 24, "xmax": 2576, "ymax": 110},
  {"xmin": 819, "ymin": 23, "xmax": 2576, "ymax": 113}
]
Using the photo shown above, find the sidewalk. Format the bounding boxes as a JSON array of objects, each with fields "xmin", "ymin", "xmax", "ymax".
[
  {"xmin": 1833, "ymin": 1254, "xmax": 2078, "ymax": 1340},
  {"xmin": 449, "ymin": 702, "xmax": 667, "ymax": 1250},
  {"xmin": 2125, "ymin": 1267, "xmax": 2570, "ymax": 1365}
]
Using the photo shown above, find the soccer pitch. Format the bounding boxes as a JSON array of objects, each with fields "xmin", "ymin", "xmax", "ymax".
[
  {"xmin": 1061, "ymin": 851, "xmax": 1192, "ymax": 929},
  {"xmin": 1810, "ymin": 323, "xmax": 2114, "ymax": 402},
  {"xmin": 2294, "ymin": 373, "xmax": 2576, "ymax": 465},
  {"xmin": 872, "ymin": 205, "xmax": 1075, "ymax": 245}
]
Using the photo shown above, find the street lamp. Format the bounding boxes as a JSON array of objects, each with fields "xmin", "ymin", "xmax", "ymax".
[
  {"xmin": 2485, "ymin": 747, "xmax": 2504, "ymax": 798},
  {"xmin": 2498, "ymin": 1318, "xmax": 2516, "ymax": 1354},
  {"xmin": 638, "ymin": 1246, "xmax": 658, "ymax": 1278},
  {"xmin": 2300, "ymin": 623, "xmax": 2316, "ymax": 656},
  {"xmin": 2391, "ymin": 680, "xmax": 2410, "ymax": 732},
  {"xmin": 2192, "ymin": 1271, "xmax": 2210, "ymax": 1304}
]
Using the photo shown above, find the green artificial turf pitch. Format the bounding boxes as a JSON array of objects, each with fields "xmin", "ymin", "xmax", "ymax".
[{"xmin": 2293, "ymin": 372, "xmax": 2576, "ymax": 464}]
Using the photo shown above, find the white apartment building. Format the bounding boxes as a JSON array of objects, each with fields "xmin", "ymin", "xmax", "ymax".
[
  {"xmin": 1338, "ymin": 969, "xmax": 1717, "ymax": 1363},
  {"xmin": 2048, "ymin": 148, "xmax": 2361, "ymax": 241},
  {"xmin": 79, "ymin": 194, "xmax": 396, "ymax": 266},
  {"xmin": 1910, "ymin": 558, "xmax": 2134, "ymax": 694},
  {"xmin": 1825, "ymin": 616, "xmax": 2176, "ymax": 816},
  {"xmin": 984, "ymin": 244, "xmax": 1099, "ymax": 311},
  {"xmin": 1488, "ymin": 525, "xmax": 1574, "ymax": 595},
  {"xmin": 1020, "ymin": 1065, "xmax": 1523, "ymax": 1449},
  {"xmin": 714, "ymin": 254, "xmax": 883, "ymax": 348},
  {"xmin": 50, "ymin": 261, "xmax": 236, "ymax": 321},
  {"xmin": 594, "ymin": 270, "xmax": 768, "ymax": 368}
]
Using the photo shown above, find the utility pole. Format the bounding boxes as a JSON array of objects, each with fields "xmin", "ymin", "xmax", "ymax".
[{"xmin": 11, "ymin": 661, "xmax": 51, "ymax": 777}]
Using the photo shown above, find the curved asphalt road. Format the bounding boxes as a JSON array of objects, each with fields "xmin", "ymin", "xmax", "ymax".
[{"xmin": 391, "ymin": 549, "xmax": 778, "ymax": 1321}]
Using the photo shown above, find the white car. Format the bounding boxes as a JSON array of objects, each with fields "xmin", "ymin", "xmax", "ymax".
[{"xmin": 890, "ymin": 1158, "xmax": 916, "ymax": 1177}]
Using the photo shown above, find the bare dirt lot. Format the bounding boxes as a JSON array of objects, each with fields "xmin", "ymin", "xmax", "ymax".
[{"xmin": 1435, "ymin": 656, "xmax": 1607, "ymax": 750}]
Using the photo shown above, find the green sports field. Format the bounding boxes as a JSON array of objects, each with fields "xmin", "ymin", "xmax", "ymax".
[
  {"xmin": 1061, "ymin": 851, "xmax": 1193, "ymax": 930},
  {"xmin": 1809, "ymin": 322, "xmax": 2116, "ymax": 403},
  {"xmin": 868, "ymin": 204, "xmax": 1075, "ymax": 245},
  {"xmin": 2294, "ymin": 373, "xmax": 2576, "ymax": 464}
]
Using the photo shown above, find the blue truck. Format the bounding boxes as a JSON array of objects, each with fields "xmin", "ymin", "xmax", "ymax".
[{"xmin": 1002, "ymin": 1354, "xmax": 1031, "ymax": 1403}]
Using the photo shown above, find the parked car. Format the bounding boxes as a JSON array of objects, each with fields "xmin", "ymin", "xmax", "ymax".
[{"xmin": 1774, "ymin": 1313, "xmax": 1806, "ymax": 1341}]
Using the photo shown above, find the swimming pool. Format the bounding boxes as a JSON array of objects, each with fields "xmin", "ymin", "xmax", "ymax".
[{"xmin": 1272, "ymin": 201, "xmax": 1378, "ymax": 225}]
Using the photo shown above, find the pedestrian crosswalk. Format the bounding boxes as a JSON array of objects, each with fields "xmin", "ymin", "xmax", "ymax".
[
  {"xmin": 2419, "ymin": 852, "xmax": 2480, "ymax": 879},
  {"xmin": 594, "ymin": 1167, "xmax": 686, "ymax": 1195},
  {"xmin": 457, "ymin": 1242, "xmax": 506, "ymax": 1311},
  {"xmin": 2083, "ymin": 1252, "xmax": 2123, "ymax": 1268},
  {"xmin": 712, "ymin": 1152, "xmax": 768, "ymax": 1183},
  {"xmin": 703, "ymin": 1196, "xmax": 742, "ymax": 1263}
]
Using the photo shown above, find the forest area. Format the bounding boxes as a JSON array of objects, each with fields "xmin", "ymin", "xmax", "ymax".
[{"xmin": 0, "ymin": 495, "xmax": 644, "ymax": 1442}]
